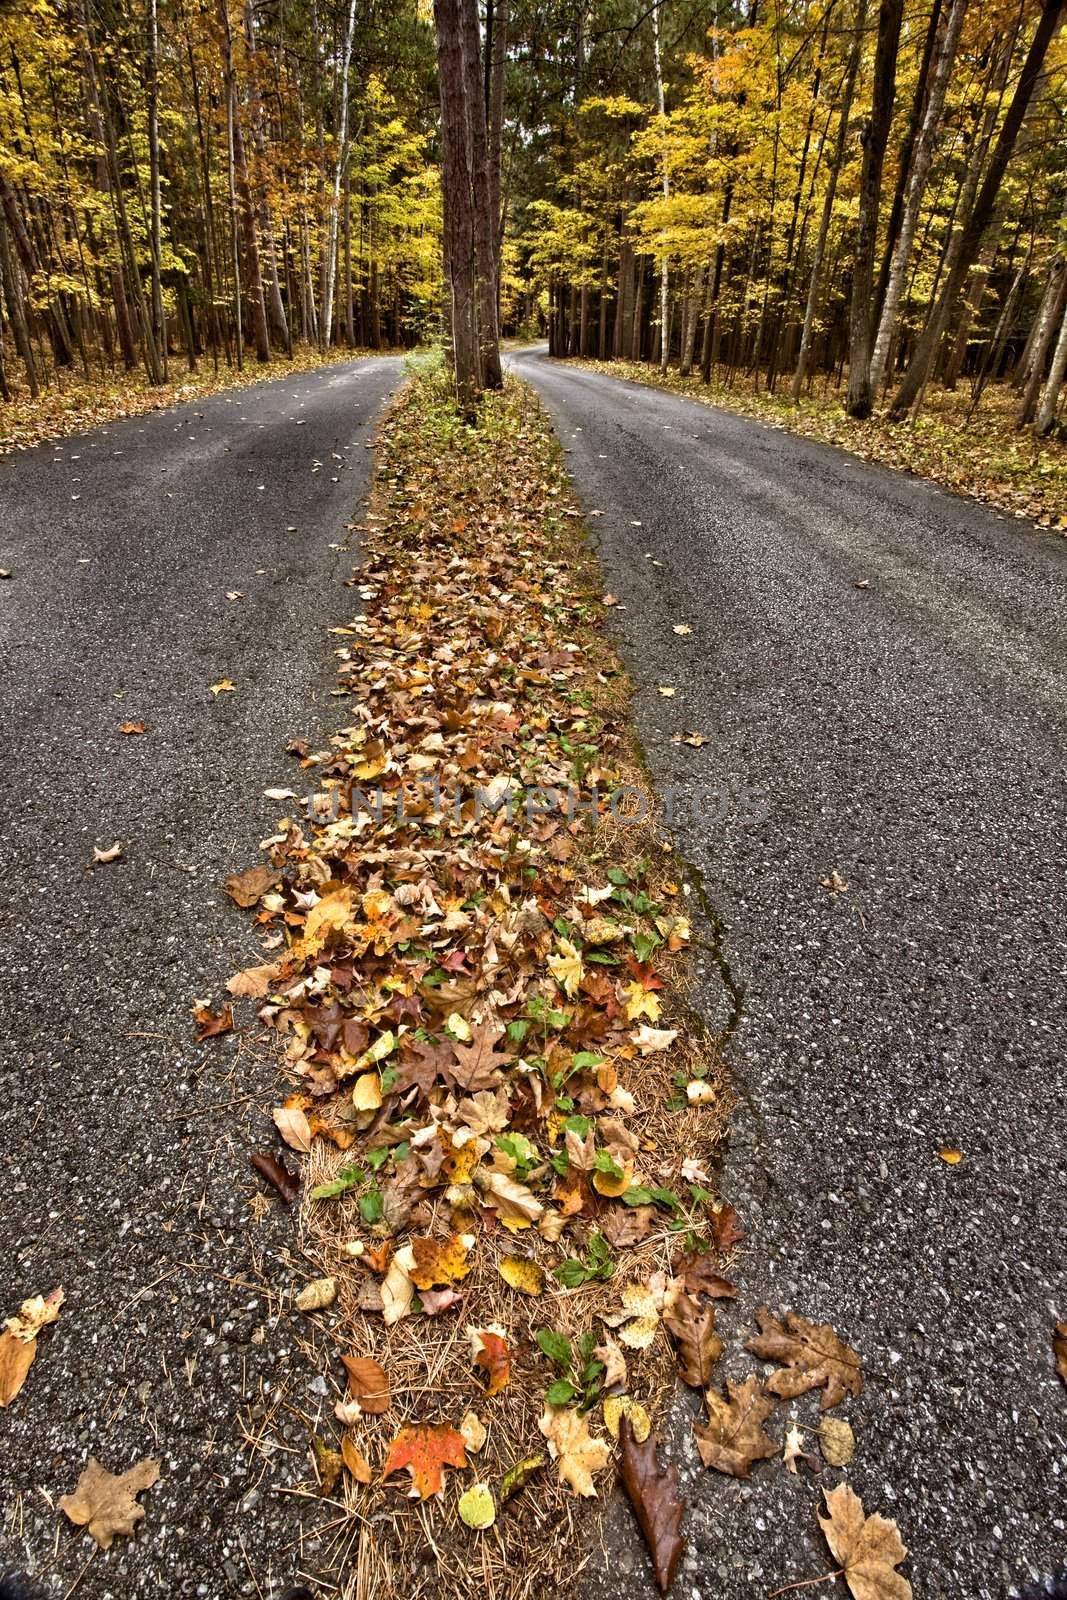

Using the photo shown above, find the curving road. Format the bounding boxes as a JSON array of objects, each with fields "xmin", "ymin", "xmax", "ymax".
[
  {"xmin": 0, "ymin": 356, "xmax": 403, "ymax": 1596},
  {"xmin": 510, "ymin": 347, "xmax": 1067, "ymax": 1600}
]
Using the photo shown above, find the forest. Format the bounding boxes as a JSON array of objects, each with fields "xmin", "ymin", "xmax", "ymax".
[{"xmin": 0, "ymin": 0, "xmax": 1066, "ymax": 433}]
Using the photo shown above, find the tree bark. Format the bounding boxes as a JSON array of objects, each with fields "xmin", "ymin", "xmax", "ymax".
[
  {"xmin": 435, "ymin": 0, "xmax": 481, "ymax": 411},
  {"xmin": 846, "ymin": 0, "xmax": 904, "ymax": 417}
]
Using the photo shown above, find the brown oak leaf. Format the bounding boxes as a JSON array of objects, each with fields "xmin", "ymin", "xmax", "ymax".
[
  {"xmin": 818, "ymin": 1482, "xmax": 912, "ymax": 1600},
  {"xmin": 448, "ymin": 1019, "xmax": 511, "ymax": 1090},
  {"xmin": 676, "ymin": 1248, "xmax": 737, "ymax": 1301},
  {"xmin": 662, "ymin": 1281, "xmax": 723, "ymax": 1388},
  {"xmin": 618, "ymin": 1416, "xmax": 686, "ymax": 1594},
  {"xmin": 747, "ymin": 1307, "xmax": 862, "ymax": 1411},
  {"xmin": 693, "ymin": 1377, "xmax": 778, "ymax": 1478},
  {"xmin": 60, "ymin": 1457, "xmax": 160, "ymax": 1549}
]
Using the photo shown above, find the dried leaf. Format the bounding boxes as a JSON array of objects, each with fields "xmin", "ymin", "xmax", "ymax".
[
  {"xmin": 593, "ymin": 1335, "xmax": 628, "ymax": 1389},
  {"xmin": 603, "ymin": 1394, "xmax": 650, "ymax": 1442},
  {"xmin": 227, "ymin": 962, "xmax": 280, "ymax": 997},
  {"xmin": 60, "ymin": 1457, "xmax": 160, "ymax": 1549},
  {"xmin": 224, "ymin": 864, "xmax": 278, "ymax": 907},
  {"xmin": 1055, "ymin": 1321, "xmax": 1067, "ymax": 1388},
  {"xmin": 538, "ymin": 1406, "xmax": 611, "ymax": 1497},
  {"xmin": 0, "ymin": 1334, "xmax": 36, "ymax": 1409},
  {"xmin": 409, "ymin": 1232, "xmax": 474, "ymax": 1290},
  {"xmin": 469, "ymin": 1325, "xmax": 510, "ymax": 1396},
  {"xmin": 747, "ymin": 1307, "xmax": 862, "ymax": 1411},
  {"xmin": 818, "ymin": 1483, "xmax": 912, "ymax": 1600},
  {"xmin": 618, "ymin": 1416, "xmax": 686, "ymax": 1595},
  {"xmin": 449, "ymin": 1020, "xmax": 511, "ymax": 1090},
  {"xmin": 693, "ymin": 1377, "xmax": 777, "ymax": 1477},
  {"xmin": 500, "ymin": 1453, "xmax": 544, "ymax": 1503},
  {"xmin": 341, "ymin": 1356, "xmax": 391, "ymax": 1415},
  {"xmin": 381, "ymin": 1245, "xmax": 416, "ymax": 1326},
  {"xmin": 460, "ymin": 1410, "xmax": 487, "ymax": 1452},
  {"xmin": 820, "ymin": 1415, "xmax": 856, "ymax": 1466},
  {"xmin": 479, "ymin": 1169, "xmax": 544, "ymax": 1229},
  {"xmin": 192, "ymin": 1001, "xmax": 233, "ymax": 1041},
  {"xmin": 341, "ymin": 1435, "xmax": 373, "ymax": 1483},
  {"xmin": 498, "ymin": 1256, "xmax": 545, "ymax": 1296},
  {"xmin": 663, "ymin": 1282, "xmax": 723, "ymax": 1386},
  {"xmin": 381, "ymin": 1422, "xmax": 467, "ymax": 1499},
  {"xmin": 272, "ymin": 1104, "xmax": 312, "ymax": 1153},
  {"xmin": 677, "ymin": 1250, "xmax": 736, "ymax": 1301},
  {"xmin": 295, "ymin": 1277, "xmax": 336, "ymax": 1312},
  {"xmin": 312, "ymin": 1436, "xmax": 343, "ymax": 1496},
  {"xmin": 92, "ymin": 841, "xmax": 122, "ymax": 864},
  {"xmin": 250, "ymin": 1150, "xmax": 299, "ymax": 1206}
]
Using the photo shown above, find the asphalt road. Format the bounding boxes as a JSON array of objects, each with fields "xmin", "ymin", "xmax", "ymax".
[
  {"xmin": 0, "ymin": 355, "xmax": 403, "ymax": 1597},
  {"xmin": 511, "ymin": 347, "xmax": 1067, "ymax": 1600}
]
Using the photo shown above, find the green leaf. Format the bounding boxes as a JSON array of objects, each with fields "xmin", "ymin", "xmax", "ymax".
[
  {"xmin": 545, "ymin": 1379, "xmax": 578, "ymax": 1407},
  {"xmin": 563, "ymin": 1114, "xmax": 593, "ymax": 1136},
  {"xmin": 365, "ymin": 1147, "xmax": 391, "ymax": 1172},
  {"xmin": 553, "ymin": 1258, "xmax": 592, "ymax": 1288},
  {"xmin": 594, "ymin": 1149, "xmax": 623, "ymax": 1179},
  {"xmin": 379, "ymin": 1064, "xmax": 399, "ymax": 1094},
  {"xmin": 359, "ymin": 1188, "xmax": 384, "ymax": 1224},
  {"xmin": 506, "ymin": 1018, "xmax": 532, "ymax": 1046},
  {"xmin": 606, "ymin": 867, "xmax": 630, "ymax": 886},
  {"xmin": 536, "ymin": 1328, "xmax": 573, "ymax": 1368},
  {"xmin": 309, "ymin": 1166, "xmax": 365, "ymax": 1200},
  {"xmin": 572, "ymin": 1050, "xmax": 608, "ymax": 1071}
]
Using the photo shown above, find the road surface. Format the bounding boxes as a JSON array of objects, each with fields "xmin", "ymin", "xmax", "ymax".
[
  {"xmin": 511, "ymin": 347, "xmax": 1067, "ymax": 1600},
  {"xmin": 0, "ymin": 355, "xmax": 403, "ymax": 1596}
]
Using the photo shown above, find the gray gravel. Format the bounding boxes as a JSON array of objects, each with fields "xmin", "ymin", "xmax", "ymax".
[
  {"xmin": 511, "ymin": 347, "xmax": 1067, "ymax": 1600},
  {"xmin": 0, "ymin": 355, "xmax": 402, "ymax": 1597}
]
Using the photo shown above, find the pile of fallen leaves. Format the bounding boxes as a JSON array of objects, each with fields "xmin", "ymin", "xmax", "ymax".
[
  {"xmin": 0, "ymin": 342, "xmax": 375, "ymax": 457},
  {"xmin": 571, "ymin": 358, "xmax": 1067, "ymax": 531},
  {"xmin": 215, "ymin": 367, "xmax": 733, "ymax": 1597}
]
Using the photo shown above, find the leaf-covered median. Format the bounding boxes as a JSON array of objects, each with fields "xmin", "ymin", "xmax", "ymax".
[{"xmin": 211, "ymin": 363, "xmax": 902, "ymax": 1598}]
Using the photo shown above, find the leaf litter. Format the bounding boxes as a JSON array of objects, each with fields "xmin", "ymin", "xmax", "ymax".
[{"xmin": 212, "ymin": 370, "xmax": 903, "ymax": 1598}]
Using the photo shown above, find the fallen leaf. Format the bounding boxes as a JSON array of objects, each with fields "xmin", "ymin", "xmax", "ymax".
[
  {"xmin": 60, "ymin": 1457, "xmax": 160, "ymax": 1549},
  {"xmin": 500, "ymin": 1453, "xmax": 544, "ymax": 1503},
  {"xmin": 1055, "ymin": 1321, "xmax": 1067, "ymax": 1387},
  {"xmin": 0, "ymin": 1335, "xmax": 36, "ymax": 1409},
  {"xmin": 341, "ymin": 1355, "xmax": 391, "ymax": 1414},
  {"xmin": 663, "ymin": 1282, "xmax": 723, "ymax": 1386},
  {"xmin": 498, "ymin": 1256, "xmax": 545, "ymax": 1296},
  {"xmin": 672, "ymin": 623, "xmax": 692, "ymax": 635},
  {"xmin": 677, "ymin": 1250, "xmax": 736, "ymax": 1302},
  {"xmin": 671, "ymin": 730, "xmax": 707, "ymax": 747},
  {"xmin": 449, "ymin": 1019, "xmax": 511, "ymax": 1090},
  {"xmin": 618, "ymin": 1416, "xmax": 686, "ymax": 1594},
  {"xmin": 694, "ymin": 1377, "xmax": 777, "ymax": 1477},
  {"xmin": 264, "ymin": 787, "xmax": 298, "ymax": 801},
  {"xmin": 632, "ymin": 1025, "xmax": 678, "ymax": 1054},
  {"xmin": 657, "ymin": 686, "xmax": 676, "ymax": 697},
  {"xmin": 593, "ymin": 1335, "xmax": 628, "ymax": 1388},
  {"xmin": 250, "ymin": 1150, "xmax": 299, "ymax": 1206},
  {"xmin": 224, "ymin": 864, "xmax": 278, "ymax": 907},
  {"xmin": 272, "ymin": 1104, "xmax": 312, "ymax": 1152},
  {"xmin": 469, "ymin": 1325, "xmax": 510, "ymax": 1396},
  {"xmin": 118, "ymin": 721, "xmax": 146, "ymax": 735},
  {"xmin": 312, "ymin": 1436, "xmax": 343, "ymax": 1495},
  {"xmin": 783, "ymin": 1421, "xmax": 818, "ymax": 1475},
  {"xmin": 822, "ymin": 869, "xmax": 849, "ymax": 894},
  {"xmin": 460, "ymin": 1410, "xmax": 486, "ymax": 1452},
  {"xmin": 92, "ymin": 842, "xmax": 122, "ymax": 865},
  {"xmin": 209, "ymin": 678, "xmax": 236, "ymax": 695},
  {"xmin": 381, "ymin": 1245, "xmax": 416, "ymax": 1326},
  {"xmin": 409, "ymin": 1233, "xmax": 475, "ymax": 1290},
  {"xmin": 479, "ymin": 1169, "xmax": 544, "ymax": 1229},
  {"xmin": 538, "ymin": 1405, "xmax": 610, "ymax": 1497},
  {"xmin": 227, "ymin": 962, "xmax": 280, "ymax": 998},
  {"xmin": 938, "ymin": 1146, "xmax": 963, "ymax": 1165},
  {"xmin": 747, "ymin": 1307, "xmax": 862, "ymax": 1411},
  {"xmin": 603, "ymin": 1394, "xmax": 650, "ymax": 1442},
  {"xmin": 458, "ymin": 1483, "xmax": 496, "ymax": 1529},
  {"xmin": 820, "ymin": 1415, "xmax": 856, "ymax": 1466},
  {"xmin": 341, "ymin": 1435, "xmax": 373, "ymax": 1483},
  {"xmin": 818, "ymin": 1482, "xmax": 912, "ymax": 1600},
  {"xmin": 381, "ymin": 1422, "xmax": 467, "ymax": 1499},
  {"xmin": 295, "ymin": 1277, "xmax": 337, "ymax": 1312},
  {"xmin": 5, "ymin": 1288, "xmax": 64, "ymax": 1343},
  {"xmin": 192, "ymin": 1001, "xmax": 233, "ymax": 1041}
]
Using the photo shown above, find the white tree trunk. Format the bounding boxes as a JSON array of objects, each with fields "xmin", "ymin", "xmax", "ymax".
[
  {"xmin": 1036, "ymin": 295, "xmax": 1067, "ymax": 434},
  {"xmin": 321, "ymin": 0, "xmax": 357, "ymax": 348},
  {"xmin": 652, "ymin": 2, "xmax": 670, "ymax": 372}
]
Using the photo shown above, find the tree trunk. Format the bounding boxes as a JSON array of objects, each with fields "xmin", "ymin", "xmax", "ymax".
[
  {"xmin": 846, "ymin": 0, "xmax": 904, "ymax": 417},
  {"xmin": 321, "ymin": 0, "xmax": 357, "ymax": 348},
  {"xmin": 459, "ymin": 0, "xmax": 502, "ymax": 388},
  {"xmin": 869, "ymin": 0, "xmax": 967, "ymax": 394},
  {"xmin": 889, "ymin": 0, "xmax": 1066, "ymax": 419},
  {"xmin": 435, "ymin": 0, "xmax": 480, "ymax": 411},
  {"xmin": 1035, "ymin": 292, "xmax": 1067, "ymax": 433}
]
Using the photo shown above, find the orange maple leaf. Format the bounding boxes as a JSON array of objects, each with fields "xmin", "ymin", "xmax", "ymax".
[
  {"xmin": 470, "ymin": 1327, "xmax": 510, "ymax": 1396},
  {"xmin": 381, "ymin": 1423, "xmax": 467, "ymax": 1499}
]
